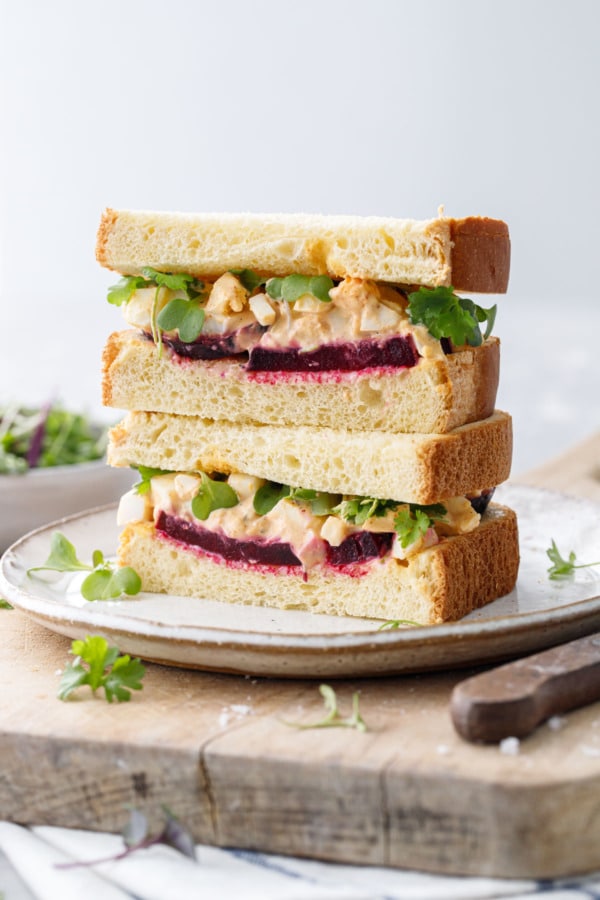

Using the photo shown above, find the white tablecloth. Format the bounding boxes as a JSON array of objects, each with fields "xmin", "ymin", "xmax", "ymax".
[{"xmin": 2, "ymin": 822, "xmax": 600, "ymax": 899}]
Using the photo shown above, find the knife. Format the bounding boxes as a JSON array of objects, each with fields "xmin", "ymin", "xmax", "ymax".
[{"xmin": 450, "ymin": 632, "xmax": 600, "ymax": 743}]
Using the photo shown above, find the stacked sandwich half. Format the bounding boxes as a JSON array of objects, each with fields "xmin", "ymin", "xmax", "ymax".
[{"xmin": 98, "ymin": 210, "xmax": 518, "ymax": 625}]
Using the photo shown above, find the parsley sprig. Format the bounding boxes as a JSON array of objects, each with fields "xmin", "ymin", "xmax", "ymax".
[
  {"xmin": 283, "ymin": 684, "xmax": 367, "ymax": 732},
  {"xmin": 394, "ymin": 503, "xmax": 447, "ymax": 548},
  {"xmin": 407, "ymin": 285, "xmax": 496, "ymax": 347},
  {"xmin": 58, "ymin": 635, "xmax": 145, "ymax": 703},
  {"xmin": 332, "ymin": 496, "xmax": 397, "ymax": 527},
  {"xmin": 547, "ymin": 539, "xmax": 600, "ymax": 579},
  {"xmin": 28, "ymin": 532, "xmax": 141, "ymax": 601}
]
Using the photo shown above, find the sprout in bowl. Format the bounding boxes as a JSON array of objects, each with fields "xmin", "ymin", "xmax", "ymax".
[{"xmin": 0, "ymin": 403, "xmax": 134, "ymax": 551}]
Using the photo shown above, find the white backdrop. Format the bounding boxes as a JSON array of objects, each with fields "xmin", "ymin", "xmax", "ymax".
[{"xmin": 1, "ymin": 0, "xmax": 599, "ymax": 474}]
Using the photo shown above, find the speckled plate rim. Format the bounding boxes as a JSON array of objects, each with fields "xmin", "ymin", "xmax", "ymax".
[{"xmin": 2, "ymin": 484, "xmax": 600, "ymax": 677}]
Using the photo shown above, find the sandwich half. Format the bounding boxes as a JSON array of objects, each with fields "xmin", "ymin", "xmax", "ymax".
[
  {"xmin": 99, "ymin": 209, "xmax": 509, "ymax": 433},
  {"xmin": 109, "ymin": 411, "xmax": 518, "ymax": 624}
]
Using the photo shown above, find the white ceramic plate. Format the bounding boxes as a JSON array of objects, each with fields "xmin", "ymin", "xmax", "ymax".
[{"xmin": 1, "ymin": 484, "xmax": 600, "ymax": 677}]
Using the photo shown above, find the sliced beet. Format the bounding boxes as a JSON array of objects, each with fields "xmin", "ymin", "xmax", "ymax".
[
  {"xmin": 156, "ymin": 511, "xmax": 302, "ymax": 566},
  {"xmin": 247, "ymin": 334, "xmax": 420, "ymax": 372},
  {"xmin": 326, "ymin": 531, "xmax": 394, "ymax": 566},
  {"xmin": 469, "ymin": 488, "xmax": 495, "ymax": 515},
  {"xmin": 145, "ymin": 323, "xmax": 265, "ymax": 360}
]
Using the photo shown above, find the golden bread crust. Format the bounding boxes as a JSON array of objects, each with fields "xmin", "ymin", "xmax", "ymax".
[{"xmin": 96, "ymin": 208, "xmax": 509, "ymax": 293}]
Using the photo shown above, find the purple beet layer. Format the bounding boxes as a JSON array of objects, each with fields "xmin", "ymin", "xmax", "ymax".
[
  {"xmin": 247, "ymin": 335, "xmax": 420, "ymax": 372},
  {"xmin": 156, "ymin": 512, "xmax": 393, "ymax": 569},
  {"xmin": 155, "ymin": 495, "xmax": 494, "ymax": 571},
  {"xmin": 148, "ymin": 327, "xmax": 421, "ymax": 372}
]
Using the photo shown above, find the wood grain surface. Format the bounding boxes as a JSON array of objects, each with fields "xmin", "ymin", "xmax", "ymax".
[{"xmin": 1, "ymin": 432, "xmax": 600, "ymax": 879}]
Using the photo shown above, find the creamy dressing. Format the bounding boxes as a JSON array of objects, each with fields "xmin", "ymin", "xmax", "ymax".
[
  {"xmin": 117, "ymin": 472, "xmax": 481, "ymax": 569},
  {"xmin": 122, "ymin": 273, "xmax": 445, "ymax": 361}
]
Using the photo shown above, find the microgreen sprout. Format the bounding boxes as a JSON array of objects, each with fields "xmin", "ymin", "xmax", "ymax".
[
  {"xmin": 28, "ymin": 532, "xmax": 141, "ymax": 601},
  {"xmin": 191, "ymin": 472, "xmax": 239, "ymax": 520},
  {"xmin": 55, "ymin": 806, "xmax": 195, "ymax": 869},
  {"xmin": 547, "ymin": 539, "xmax": 600, "ymax": 579},
  {"xmin": 282, "ymin": 684, "xmax": 367, "ymax": 732},
  {"xmin": 377, "ymin": 619, "xmax": 421, "ymax": 630}
]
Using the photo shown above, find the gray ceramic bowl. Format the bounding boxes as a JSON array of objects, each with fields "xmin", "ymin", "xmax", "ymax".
[{"xmin": 0, "ymin": 459, "xmax": 135, "ymax": 553}]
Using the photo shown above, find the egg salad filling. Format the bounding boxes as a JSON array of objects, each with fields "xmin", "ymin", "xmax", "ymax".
[
  {"xmin": 109, "ymin": 269, "xmax": 449, "ymax": 371},
  {"xmin": 118, "ymin": 469, "xmax": 483, "ymax": 572}
]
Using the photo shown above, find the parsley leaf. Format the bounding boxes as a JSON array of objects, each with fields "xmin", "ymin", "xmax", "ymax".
[
  {"xmin": 332, "ymin": 496, "xmax": 397, "ymax": 527},
  {"xmin": 58, "ymin": 635, "xmax": 145, "ymax": 703},
  {"xmin": 394, "ymin": 503, "xmax": 447, "ymax": 548},
  {"xmin": 27, "ymin": 532, "xmax": 142, "ymax": 601},
  {"xmin": 0, "ymin": 598, "xmax": 13, "ymax": 609},
  {"xmin": 547, "ymin": 539, "xmax": 600, "ymax": 579},
  {"xmin": 266, "ymin": 274, "xmax": 334, "ymax": 304},
  {"xmin": 283, "ymin": 684, "xmax": 367, "ymax": 732},
  {"xmin": 191, "ymin": 472, "xmax": 239, "ymax": 520},
  {"xmin": 407, "ymin": 285, "xmax": 496, "ymax": 347}
]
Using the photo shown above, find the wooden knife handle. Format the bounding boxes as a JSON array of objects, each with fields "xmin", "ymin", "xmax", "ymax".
[{"xmin": 450, "ymin": 632, "xmax": 600, "ymax": 742}]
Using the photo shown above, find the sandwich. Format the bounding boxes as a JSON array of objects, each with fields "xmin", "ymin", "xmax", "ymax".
[
  {"xmin": 97, "ymin": 208, "xmax": 519, "ymax": 625},
  {"xmin": 99, "ymin": 210, "xmax": 508, "ymax": 434}
]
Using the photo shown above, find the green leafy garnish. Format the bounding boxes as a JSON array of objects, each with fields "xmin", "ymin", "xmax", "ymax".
[
  {"xmin": 282, "ymin": 684, "xmax": 367, "ymax": 732},
  {"xmin": 332, "ymin": 496, "xmax": 397, "ymax": 527},
  {"xmin": 266, "ymin": 274, "xmax": 334, "ymax": 304},
  {"xmin": 547, "ymin": 539, "xmax": 600, "ymax": 579},
  {"xmin": 0, "ymin": 598, "xmax": 13, "ymax": 609},
  {"xmin": 107, "ymin": 275, "xmax": 147, "ymax": 307},
  {"xmin": 253, "ymin": 481, "xmax": 339, "ymax": 517},
  {"xmin": 393, "ymin": 503, "xmax": 447, "ymax": 549},
  {"xmin": 378, "ymin": 619, "xmax": 421, "ymax": 630},
  {"xmin": 58, "ymin": 636, "xmax": 145, "ymax": 703},
  {"xmin": 133, "ymin": 465, "xmax": 174, "ymax": 495},
  {"xmin": 229, "ymin": 268, "xmax": 265, "ymax": 294},
  {"xmin": 407, "ymin": 285, "xmax": 496, "ymax": 347},
  {"xmin": 28, "ymin": 532, "xmax": 141, "ymax": 601},
  {"xmin": 157, "ymin": 297, "xmax": 206, "ymax": 342},
  {"xmin": 191, "ymin": 472, "xmax": 239, "ymax": 520},
  {"xmin": 0, "ymin": 403, "xmax": 107, "ymax": 473}
]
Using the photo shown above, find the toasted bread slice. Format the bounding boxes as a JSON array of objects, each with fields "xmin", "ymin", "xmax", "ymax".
[
  {"xmin": 108, "ymin": 410, "xmax": 512, "ymax": 505},
  {"xmin": 97, "ymin": 209, "xmax": 510, "ymax": 293}
]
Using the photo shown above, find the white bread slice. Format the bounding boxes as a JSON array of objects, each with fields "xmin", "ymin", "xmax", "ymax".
[
  {"xmin": 102, "ymin": 331, "xmax": 500, "ymax": 435},
  {"xmin": 96, "ymin": 209, "xmax": 510, "ymax": 293},
  {"xmin": 117, "ymin": 504, "xmax": 519, "ymax": 624},
  {"xmin": 108, "ymin": 410, "xmax": 512, "ymax": 505}
]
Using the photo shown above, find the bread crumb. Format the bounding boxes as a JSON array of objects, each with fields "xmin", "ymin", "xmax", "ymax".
[{"xmin": 499, "ymin": 736, "xmax": 520, "ymax": 755}]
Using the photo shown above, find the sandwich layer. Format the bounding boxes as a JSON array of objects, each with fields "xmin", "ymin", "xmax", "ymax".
[
  {"xmin": 97, "ymin": 209, "xmax": 510, "ymax": 293},
  {"xmin": 103, "ymin": 330, "xmax": 500, "ymax": 433},
  {"xmin": 108, "ymin": 409, "xmax": 512, "ymax": 505},
  {"xmin": 117, "ymin": 504, "xmax": 519, "ymax": 624}
]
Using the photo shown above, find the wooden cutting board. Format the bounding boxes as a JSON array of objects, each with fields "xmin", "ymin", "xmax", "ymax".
[{"xmin": 1, "ymin": 434, "xmax": 600, "ymax": 879}]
